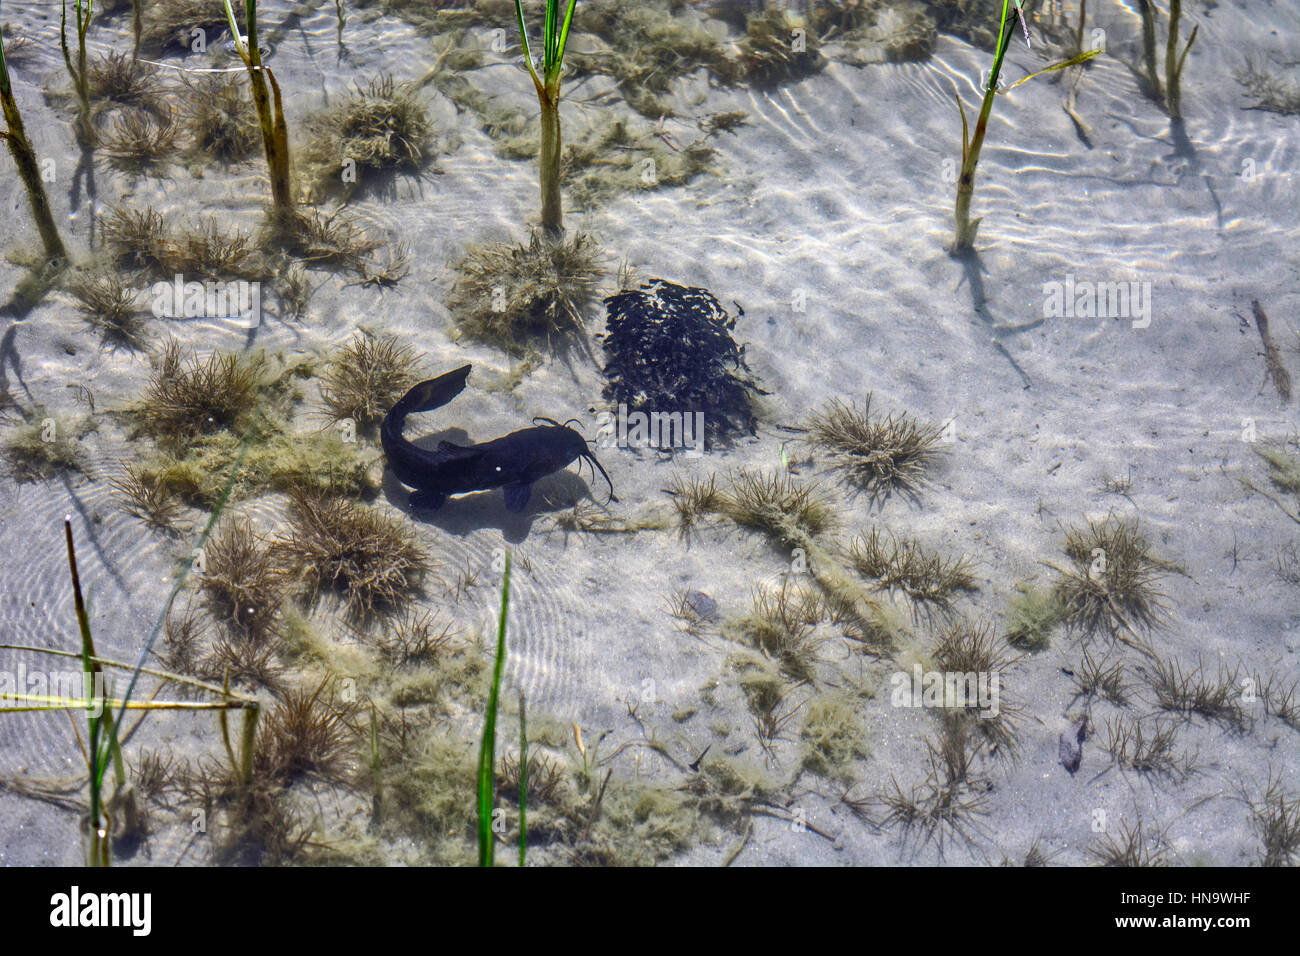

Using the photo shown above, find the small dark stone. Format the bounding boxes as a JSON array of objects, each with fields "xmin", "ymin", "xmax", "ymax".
[
  {"xmin": 1059, "ymin": 716, "xmax": 1089, "ymax": 774},
  {"xmin": 683, "ymin": 589, "xmax": 718, "ymax": 621}
]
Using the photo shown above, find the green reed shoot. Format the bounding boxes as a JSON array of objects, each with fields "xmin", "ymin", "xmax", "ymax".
[
  {"xmin": 1136, "ymin": 0, "xmax": 1197, "ymax": 119},
  {"xmin": 222, "ymin": 0, "xmax": 294, "ymax": 222},
  {"xmin": 0, "ymin": 25, "xmax": 68, "ymax": 261},
  {"xmin": 133, "ymin": 1, "xmax": 144, "ymax": 59},
  {"xmin": 952, "ymin": 0, "xmax": 1100, "ymax": 252},
  {"xmin": 518, "ymin": 691, "xmax": 527, "ymax": 867},
  {"xmin": 477, "ymin": 549, "xmax": 512, "ymax": 866},
  {"xmin": 66, "ymin": 518, "xmax": 122, "ymax": 866},
  {"xmin": 1164, "ymin": 0, "xmax": 1197, "ymax": 120},
  {"xmin": 60, "ymin": 0, "xmax": 93, "ymax": 146},
  {"xmin": 514, "ymin": 0, "xmax": 578, "ymax": 237}
]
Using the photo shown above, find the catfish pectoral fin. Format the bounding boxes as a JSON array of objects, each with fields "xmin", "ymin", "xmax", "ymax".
[
  {"xmin": 409, "ymin": 490, "xmax": 447, "ymax": 511},
  {"xmin": 503, "ymin": 482, "xmax": 533, "ymax": 513}
]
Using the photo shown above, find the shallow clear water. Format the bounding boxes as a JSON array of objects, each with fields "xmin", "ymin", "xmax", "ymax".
[{"xmin": 0, "ymin": 0, "xmax": 1297, "ymax": 866}]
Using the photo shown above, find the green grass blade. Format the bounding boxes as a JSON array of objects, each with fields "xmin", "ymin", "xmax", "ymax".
[
  {"xmin": 553, "ymin": 0, "xmax": 578, "ymax": 81},
  {"xmin": 223, "ymin": 0, "xmax": 250, "ymax": 65},
  {"xmin": 107, "ymin": 423, "xmax": 257, "ymax": 745},
  {"xmin": 514, "ymin": 0, "xmax": 542, "ymax": 94},
  {"xmin": 543, "ymin": 0, "xmax": 556, "ymax": 71},
  {"xmin": 477, "ymin": 550, "xmax": 512, "ymax": 867},
  {"xmin": 1006, "ymin": 48, "xmax": 1101, "ymax": 91},
  {"xmin": 518, "ymin": 691, "xmax": 527, "ymax": 867}
]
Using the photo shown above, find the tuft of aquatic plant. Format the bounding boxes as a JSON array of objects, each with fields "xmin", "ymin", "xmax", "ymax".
[
  {"xmin": 180, "ymin": 73, "xmax": 262, "ymax": 163},
  {"xmin": 718, "ymin": 469, "xmax": 836, "ymax": 545},
  {"xmin": 88, "ymin": 50, "xmax": 163, "ymax": 112},
  {"xmin": 449, "ymin": 230, "xmax": 603, "ymax": 356},
  {"xmin": 1053, "ymin": 514, "xmax": 1171, "ymax": 639},
  {"xmin": 110, "ymin": 459, "xmax": 184, "ymax": 532},
  {"xmin": 1004, "ymin": 584, "xmax": 1062, "ymax": 651},
  {"xmin": 272, "ymin": 489, "xmax": 431, "ymax": 620},
  {"xmin": 200, "ymin": 520, "xmax": 284, "ymax": 638},
  {"xmin": 1235, "ymin": 57, "xmax": 1300, "ymax": 116},
  {"xmin": 99, "ymin": 106, "xmax": 180, "ymax": 173},
  {"xmin": 1247, "ymin": 774, "xmax": 1300, "ymax": 867},
  {"xmin": 2, "ymin": 407, "xmax": 94, "ymax": 481},
  {"xmin": 101, "ymin": 205, "xmax": 169, "ymax": 272},
  {"xmin": 69, "ymin": 271, "xmax": 150, "ymax": 349},
  {"xmin": 1102, "ymin": 716, "xmax": 1192, "ymax": 781},
  {"xmin": 256, "ymin": 679, "xmax": 356, "ymax": 786},
  {"xmin": 1071, "ymin": 646, "xmax": 1128, "ymax": 706},
  {"xmin": 1148, "ymin": 656, "xmax": 1249, "ymax": 732},
  {"xmin": 142, "ymin": 0, "xmax": 231, "ymax": 53},
  {"xmin": 1088, "ymin": 818, "xmax": 1170, "ymax": 867},
  {"xmin": 319, "ymin": 332, "xmax": 423, "ymax": 431},
  {"xmin": 846, "ymin": 527, "xmax": 975, "ymax": 613},
  {"xmin": 800, "ymin": 691, "xmax": 869, "ymax": 782},
  {"xmin": 302, "ymin": 74, "xmax": 435, "ymax": 197},
  {"xmin": 807, "ymin": 396, "xmax": 944, "ymax": 503},
  {"xmin": 737, "ymin": 5, "xmax": 825, "ymax": 88},
  {"xmin": 568, "ymin": 0, "xmax": 736, "ymax": 118},
  {"xmin": 664, "ymin": 472, "xmax": 721, "ymax": 538},
  {"xmin": 729, "ymin": 580, "xmax": 823, "ymax": 681},
  {"xmin": 134, "ymin": 340, "xmax": 266, "ymax": 449}
]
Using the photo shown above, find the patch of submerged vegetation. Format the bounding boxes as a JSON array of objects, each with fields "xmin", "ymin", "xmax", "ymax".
[
  {"xmin": 68, "ymin": 270, "xmax": 150, "ymax": 349},
  {"xmin": 179, "ymin": 73, "xmax": 262, "ymax": 165},
  {"xmin": 300, "ymin": 75, "xmax": 443, "ymax": 200},
  {"xmin": 133, "ymin": 341, "xmax": 268, "ymax": 448},
  {"xmin": 723, "ymin": 580, "xmax": 824, "ymax": 681},
  {"xmin": 101, "ymin": 202, "xmax": 382, "ymax": 283},
  {"xmin": 807, "ymin": 396, "xmax": 946, "ymax": 504},
  {"xmin": 800, "ymin": 690, "xmax": 869, "ymax": 782},
  {"xmin": 1, "ymin": 406, "xmax": 96, "ymax": 482},
  {"xmin": 132, "ymin": 428, "xmax": 379, "ymax": 508},
  {"xmin": 449, "ymin": 231, "xmax": 604, "ymax": 357},
  {"xmin": 845, "ymin": 527, "xmax": 975, "ymax": 615},
  {"xmin": 1235, "ymin": 58, "xmax": 1300, "ymax": 116},
  {"xmin": 319, "ymin": 332, "xmax": 424, "ymax": 432},
  {"xmin": 140, "ymin": 0, "xmax": 231, "ymax": 54},
  {"xmin": 738, "ymin": 4, "xmax": 826, "ymax": 87},
  {"xmin": 271, "ymin": 490, "xmax": 431, "ymax": 621},
  {"xmin": 124, "ymin": 341, "xmax": 377, "ymax": 509},
  {"xmin": 1053, "ymin": 514, "xmax": 1173, "ymax": 641},
  {"xmin": 1004, "ymin": 583, "xmax": 1064, "ymax": 652}
]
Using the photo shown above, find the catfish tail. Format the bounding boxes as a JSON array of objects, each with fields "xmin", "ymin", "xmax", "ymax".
[{"xmin": 391, "ymin": 365, "xmax": 472, "ymax": 420}]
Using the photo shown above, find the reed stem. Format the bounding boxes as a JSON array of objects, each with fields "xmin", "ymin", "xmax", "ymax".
[
  {"xmin": 953, "ymin": 10, "xmax": 1019, "ymax": 253},
  {"xmin": 0, "ymin": 32, "xmax": 69, "ymax": 261},
  {"xmin": 224, "ymin": 0, "xmax": 294, "ymax": 223},
  {"xmin": 477, "ymin": 550, "xmax": 512, "ymax": 867}
]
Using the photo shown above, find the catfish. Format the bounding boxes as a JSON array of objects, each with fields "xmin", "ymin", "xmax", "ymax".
[{"xmin": 381, "ymin": 364, "xmax": 615, "ymax": 513}]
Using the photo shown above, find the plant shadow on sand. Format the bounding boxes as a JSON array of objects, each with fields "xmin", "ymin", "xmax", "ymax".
[{"xmin": 378, "ymin": 425, "xmax": 596, "ymax": 542}]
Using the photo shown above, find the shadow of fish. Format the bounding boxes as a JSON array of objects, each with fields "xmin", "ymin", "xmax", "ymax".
[{"xmin": 381, "ymin": 364, "xmax": 616, "ymax": 514}]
